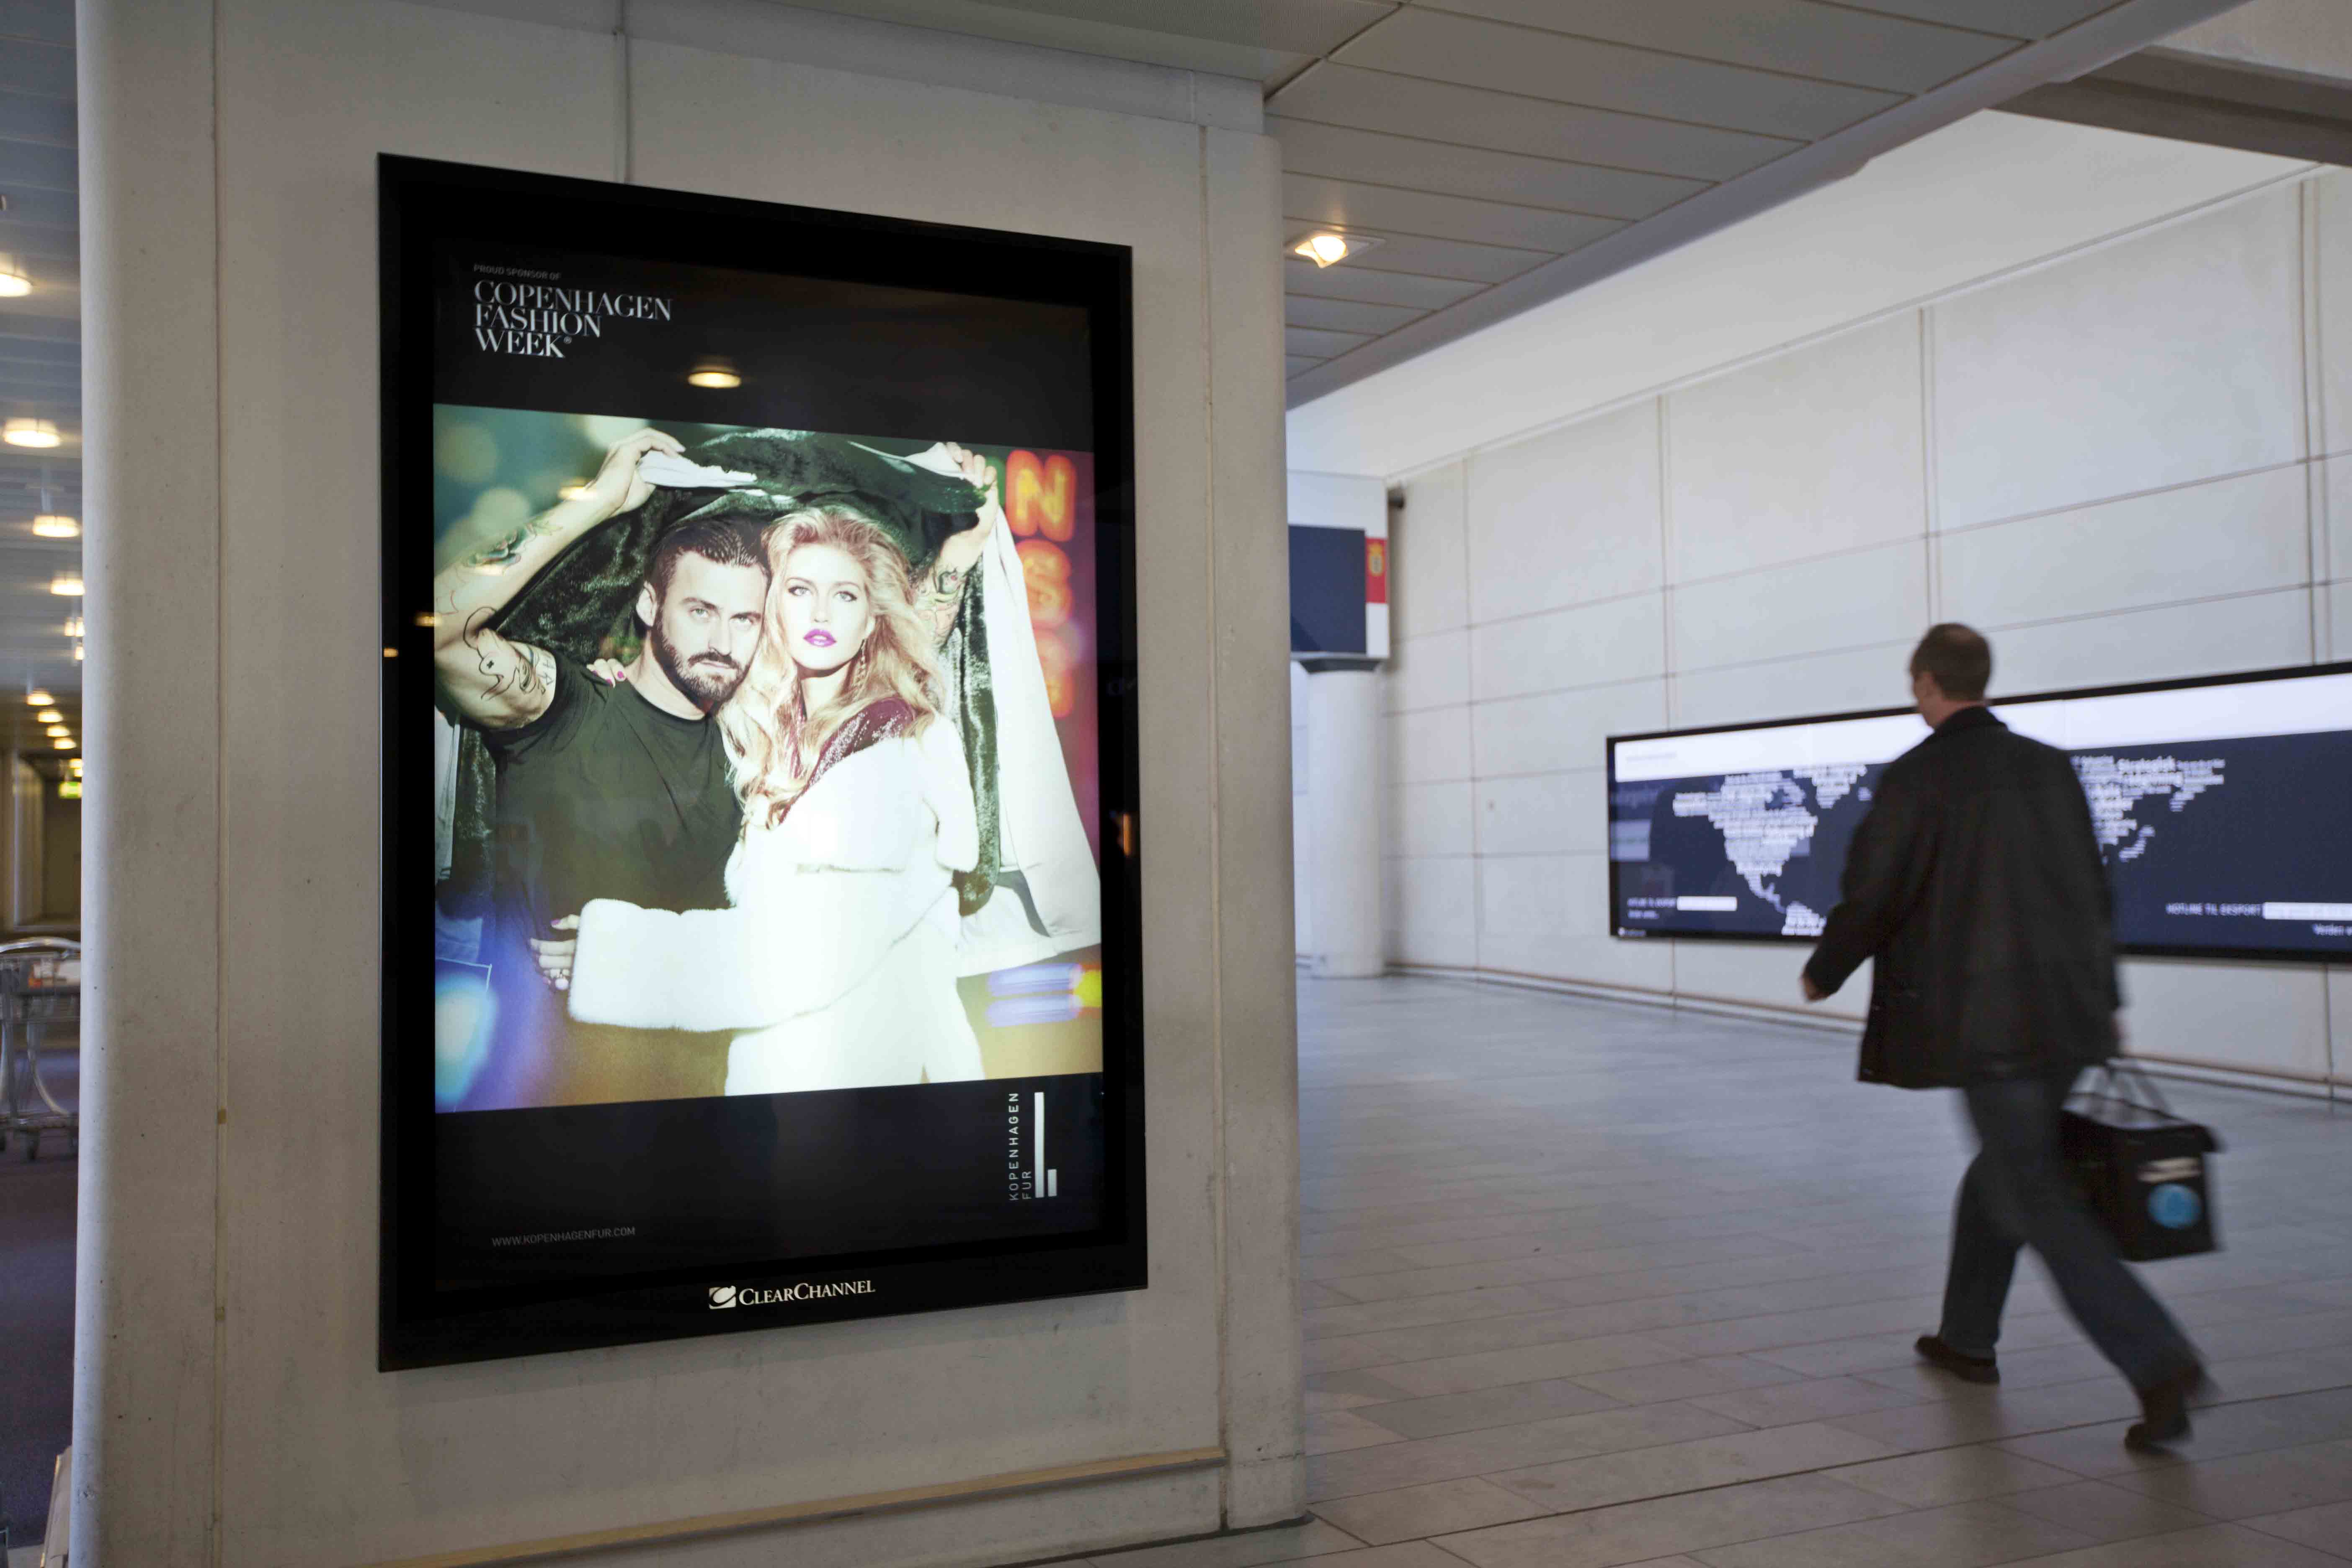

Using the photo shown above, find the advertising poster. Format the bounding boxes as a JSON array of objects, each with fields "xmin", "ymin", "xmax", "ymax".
[{"xmin": 380, "ymin": 157, "xmax": 1142, "ymax": 1367}]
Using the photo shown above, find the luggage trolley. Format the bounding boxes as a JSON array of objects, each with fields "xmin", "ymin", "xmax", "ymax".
[{"xmin": 0, "ymin": 938, "xmax": 78, "ymax": 1160}]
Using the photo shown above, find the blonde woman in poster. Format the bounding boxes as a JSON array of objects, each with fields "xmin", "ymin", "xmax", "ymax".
[{"xmin": 549, "ymin": 433, "xmax": 1100, "ymax": 1093}]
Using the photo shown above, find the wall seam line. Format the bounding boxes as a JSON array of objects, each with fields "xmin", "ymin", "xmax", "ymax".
[
  {"xmin": 208, "ymin": 0, "xmax": 229, "ymax": 1560},
  {"xmin": 1196, "ymin": 122, "xmax": 1232, "ymax": 1522}
]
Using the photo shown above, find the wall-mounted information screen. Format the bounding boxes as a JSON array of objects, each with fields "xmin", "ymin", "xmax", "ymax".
[{"xmin": 1608, "ymin": 664, "xmax": 2352, "ymax": 962}]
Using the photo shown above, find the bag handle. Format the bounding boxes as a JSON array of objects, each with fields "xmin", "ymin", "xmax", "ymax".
[{"xmin": 2074, "ymin": 1058, "xmax": 2178, "ymax": 1119}]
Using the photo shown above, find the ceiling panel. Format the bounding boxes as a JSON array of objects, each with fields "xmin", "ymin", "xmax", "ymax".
[
  {"xmin": 1285, "ymin": 356, "xmax": 1326, "ymax": 378},
  {"xmin": 1282, "ymin": 258, "xmax": 1486, "ymax": 310},
  {"xmin": 1335, "ymin": 9, "xmax": 1903, "ymax": 141},
  {"xmin": 976, "ymin": 0, "xmax": 1385, "ymax": 54},
  {"xmin": 1430, "ymin": 0, "xmax": 2021, "ymax": 91},
  {"xmin": 1270, "ymin": 117, "xmax": 1706, "ymax": 220},
  {"xmin": 0, "ymin": 93, "xmax": 73, "ymax": 144},
  {"xmin": 0, "ymin": 189, "xmax": 75, "ymax": 230},
  {"xmin": 1838, "ymin": 0, "xmax": 2119, "ymax": 36},
  {"xmin": 773, "ymin": 0, "xmax": 1304, "ymax": 81},
  {"xmin": 0, "ymin": 139, "xmax": 76, "ymax": 193},
  {"xmin": 1285, "ymin": 173, "xmax": 1623, "ymax": 253},
  {"xmin": 1287, "ymin": 325, "xmax": 1373, "ymax": 359},
  {"xmin": 1282, "ymin": 294, "xmax": 1428, "ymax": 335},
  {"xmin": 1289, "ymin": 225, "xmax": 1557, "ymax": 285},
  {"xmin": 0, "ymin": 39, "xmax": 71, "ymax": 99},
  {"xmin": 1270, "ymin": 64, "xmax": 1801, "ymax": 182}
]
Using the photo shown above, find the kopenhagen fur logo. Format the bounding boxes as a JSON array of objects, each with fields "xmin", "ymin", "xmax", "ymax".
[{"xmin": 709, "ymin": 1280, "xmax": 876, "ymax": 1309}]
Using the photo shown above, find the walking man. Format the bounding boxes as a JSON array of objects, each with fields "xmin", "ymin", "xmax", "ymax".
[{"xmin": 1800, "ymin": 623, "xmax": 2205, "ymax": 1449}]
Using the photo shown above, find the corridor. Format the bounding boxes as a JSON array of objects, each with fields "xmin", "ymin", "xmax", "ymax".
[{"xmin": 1098, "ymin": 977, "xmax": 2352, "ymax": 1568}]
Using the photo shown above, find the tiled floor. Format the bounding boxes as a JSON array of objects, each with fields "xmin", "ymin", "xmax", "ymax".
[{"xmin": 1090, "ymin": 975, "xmax": 2352, "ymax": 1568}]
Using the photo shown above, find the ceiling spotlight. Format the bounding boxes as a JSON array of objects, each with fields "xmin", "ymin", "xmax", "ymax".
[
  {"xmin": 62, "ymin": 617, "xmax": 81, "ymax": 638},
  {"xmin": 36, "ymin": 710, "xmax": 59, "ymax": 724},
  {"xmin": 0, "ymin": 254, "xmax": 28, "ymax": 297},
  {"xmin": 25, "ymin": 690, "xmax": 52, "ymax": 707},
  {"xmin": 52, "ymin": 738, "xmax": 74, "ymax": 751},
  {"xmin": 72, "ymin": 643, "xmax": 82, "ymax": 662},
  {"xmin": 49, "ymin": 575, "xmax": 83, "ymax": 597},
  {"xmin": 68, "ymin": 759, "xmax": 82, "ymax": 776},
  {"xmin": 4, "ymin": 418, "xmax": 61, "ymax": 449},
  {"xmin": 32, "ymin": 514, "xmax": 78, "ymax": 538},
  {"xmin": 686, "ymin": 360, "xmax": 742, "ymax": 389},
  {"xmin": 44, "ymin": 725, "xmax": 67, "ymax": 738},
  {"xmin": 1296, "ymin": 233, "xmax": 1351, "ymax": 267}
]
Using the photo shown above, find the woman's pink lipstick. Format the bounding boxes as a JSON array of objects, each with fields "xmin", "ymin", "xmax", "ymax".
[{"xmin": 804, "ymin": 629, "xmax": 836, "ymax": 647}]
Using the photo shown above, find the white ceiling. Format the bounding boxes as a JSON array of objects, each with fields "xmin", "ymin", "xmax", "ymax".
[
  {"xmin": 0, "ymin": 0, "xmax": 81, "ymax": 759},
  {"xmin": 776, "ymin": 0, "xmax": 2250, "ymax": 407}
]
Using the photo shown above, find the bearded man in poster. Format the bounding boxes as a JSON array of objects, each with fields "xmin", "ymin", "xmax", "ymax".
[{"xmin": 430, "ymin": 428, "xmax": 768, "ymax": 1105}]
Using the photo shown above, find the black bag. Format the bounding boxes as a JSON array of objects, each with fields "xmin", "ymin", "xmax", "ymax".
[{"xmin": 2060, "ymin": 1061, "xmax": 2222, "ymax": 1262}]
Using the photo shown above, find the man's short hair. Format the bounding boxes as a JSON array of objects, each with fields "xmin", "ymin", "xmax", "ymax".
[
  {"xmin": 647, "ymin": 518, "xmax": 765, "ymax": 600},
  {"xmin": 1909, "ymin": 622, "xmax": 1991, "ymax": 701}
]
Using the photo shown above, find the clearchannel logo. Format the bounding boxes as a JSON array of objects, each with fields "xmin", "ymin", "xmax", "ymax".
[{"xmin": 708, "ymin": 1279, "xmax": 877, "ymax": 1309}]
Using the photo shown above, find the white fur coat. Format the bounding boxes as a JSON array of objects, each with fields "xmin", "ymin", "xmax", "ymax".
[{"xmin": 567, "ymin": 718, "xmax": 984, "ymax": 1093}]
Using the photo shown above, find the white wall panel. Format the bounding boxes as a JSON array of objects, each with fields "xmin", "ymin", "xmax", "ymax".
[
  {"xmin": 2328, "ymin": 580, "xmax": 2349, "ymax": 663},
  {"xmin": 2324, "ymin": 456, "xmax": 2350, "ymax": 588},
  {"xmin": 1389, "ymin": 855, "xmax": 1479, "ymax": 968},
  {"xmin": 1672, "ymin": 540, "xmax": 1926, "ymax": 671},
  {"xmin": 1671, "ymin": 642, "xmax": 1913, "ymax": 730},
  {"xmin": 1470, "ymin": 591, "xmax": 1666, "ymax": 701},
  {"xmin": 1480, "ymin": 854, "xmax": 1585, "ymax": 939},
  {"xmin": 1672, "ymin": 941, "xmax": 1868, "ymax": 1023},
  {"xmin": 1394, "ymin": 461, "xmax": 1469, "ymax": 639},
  {"xmin": 1941, "ymin": 464, "xmax": 2310, "ymax": 628},
  {"xmin": 1476, "ymin": 770, "xmax": 1607, "ymax": 858},
  {"xmin": 1465, "ymin": 401, "xmax": 1663, "ymax": 623},
  {"xmin": 2316, "ymin": 170, "xmax": 2352, "ymax": 460},
  {"xmin": 2120, "ymin": 959, "xmax": 2332, "ymax": 1081},
  {"xmin": 2331, "ymin": 966, "xmax": 2350, "ymax": 1083},
  {"xmin": 1476, "ymin": 931, "xmax": 1675, "ymax": 990},
  {"xmin": 1386, "ymin": 629, "xmax": 1471, "ymax": 714},
  {"xmin": 1987, "ymin": 588, "xmax": 2314, "ymax": 697},
  {"xmin": 1390, "ymin": 705, "xmax": 1474, "ymax": 784},
  {"xmin": 1389, "ymin": 779, "xmax": 1475, "ymax": 858},
  {"xmin": 1667, "ymin": 314, "xmax": 1926, "ymax": 582},
  {"xmin": 1470, "ymin": 677, "xmax": 1668, "ymax": 779},
  {"xmin": 1932, "ymin": 189, "xmax": 2304, "ymax": 531}
]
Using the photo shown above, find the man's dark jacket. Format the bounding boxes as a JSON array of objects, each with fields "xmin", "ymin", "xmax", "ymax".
[{"xmin": 1802, "ymin": 705, "xmax": 2120, "ymax": 1089}]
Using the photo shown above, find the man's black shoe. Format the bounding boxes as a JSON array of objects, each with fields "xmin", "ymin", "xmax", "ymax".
[
  {"xmin": 2125, "ymin": 1365, "xmax": 2209, "ymax": 1451},
  {"xmin": 1916, "ymin": 1335, "xmax": 1999, "ymax": 1385}
]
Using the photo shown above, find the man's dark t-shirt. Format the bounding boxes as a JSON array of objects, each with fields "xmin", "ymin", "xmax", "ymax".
[{"xmin": 475, "ymin": 652, "xmax": 741, "ymax": 1108}]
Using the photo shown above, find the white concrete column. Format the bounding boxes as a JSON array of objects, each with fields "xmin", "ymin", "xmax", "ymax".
[
  {"xmin": 74, "ymin": 0, "xmax": 223, "ymax": 1562},
  {"xmin": 1302, "ymin": 665, "xmax": 1383, "ymax": 978}
]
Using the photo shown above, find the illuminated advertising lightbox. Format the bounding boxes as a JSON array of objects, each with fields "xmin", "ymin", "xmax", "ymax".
[
  {"xmin": 1607, "ymin": 663, "xmax": 2352, "ymax": 963},
  {"xmin": 380, "ymin": 157, "xmax": 1142, "ymax": 1367}
]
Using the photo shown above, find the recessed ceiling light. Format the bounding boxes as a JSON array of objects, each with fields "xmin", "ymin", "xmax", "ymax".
[
  {"xmin": 62, "ymin": 617, "xmax": 81, "ymax": 638},
  {"xmin": 687, "ymin": 360, "xmax": 742, "ymax": 389},
  {"xmin": 4, "ymin": 418, "xmax": 61, "ymax": 449},
  {"xmin": 49, "ymin": 575, "xmax": 83, "ymax": 596},
  {"xmin": 32, "ymin": 514, "xmax": 78, "ymax": 538},
  {"xmin": 0, "ymin": 254, "xmax": 28, "ymax": 297},
  {"xmin": 36, "ymin": 710, "xmax": 59, "ymax": 724},
  {"xmin": 44, "ymin": 725, "xmax": 67, "ymax": 738},
  {"xmin": 25, "ymin": 690, "xmax": 52, "ymax": 707},
  {"xmin": 1294, "ymin": 233, "xmax": 1351, "ymax": 267},
  {"xmin": 52, "ymin": 738, "xmax": 73, "ymax": 751}
]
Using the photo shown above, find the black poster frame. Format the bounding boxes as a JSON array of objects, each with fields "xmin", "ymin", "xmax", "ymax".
[
  {"xmin": 1605, "ymin": 660, "xmax": 2352, "ymax": 965},
  {"xmin": 379, "ymin": 155, "xmax": 1145, "ymax": 1369}
]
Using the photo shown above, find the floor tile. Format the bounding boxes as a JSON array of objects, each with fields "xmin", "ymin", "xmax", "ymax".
[
  {"xmin": 1997, "ymin": 1478, "xmax": 2220, "ymax": 1544},
  {"xmin": 2104, "ymin": 1439, "xmax": 2352, "ymax": 1521},
  {"xmin": 1363, "ymin": 1334, "xmax": 1689, "ymax": 1399},
  {"xmin": 1358, "ymin": 1377, "xmax": 1627, "ymax": 1439},
  {"xmin": 1982, "ymin": 1523, "xmax": 2352, "ymax": 1566},
  {"xmin": 1685, "ymin": 1498, "xmax": 2096, "ymax": 1567},
  {"xmin": 1687, "ymin": 1375, "xmax": 1923, "ymax": 1429},
  {"xmin": 2238, "ymin": 1498, "xmax": 2352, "ymax": 1557},
  {"xmin": 1087, "ymin": 1519, "xmax": 1369, "ymax": 1568},
  {"xmin": 1432, "ymin": 1473, "xmax": 1906, "ymax": 1568},
  {"xmin": 1309, "ymin": 1411, "xmax": 1412, "ymax": 1455},
  {"xmin": 1307, "ymin": 1402, "xmax": 1747, "ymax": 1501},
  {"xmin": 1488, "ymin": 1422, "xmax": 1902, "ymax": 1514},
  {"xmin": 1829, "ymin": 1443, "xmax": 2084, "ymax": 1506},
  {"xmin": 1311, "ymin": 1478, "xmax": 1549, "ymax": 1546},
  {"xmin": 1261, "ymin": 1546, "xmax": 1469, "ymax": 1568}
]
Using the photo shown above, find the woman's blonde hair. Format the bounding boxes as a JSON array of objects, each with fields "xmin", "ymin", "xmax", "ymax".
[{"xmin": 719, "ymin": 507, "xmax": 940, "ymax": 829}]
